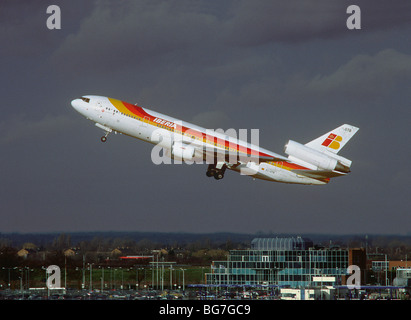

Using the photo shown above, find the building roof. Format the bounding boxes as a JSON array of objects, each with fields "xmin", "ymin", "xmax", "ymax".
[{"xmin": 251, "ymin": 237, "xmax": 313, "ymax": 251}]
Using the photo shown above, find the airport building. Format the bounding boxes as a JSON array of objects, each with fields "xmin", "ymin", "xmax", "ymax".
[{"xmin": 206, "ymin": 237, "xmax": 365, "ymax": 288}]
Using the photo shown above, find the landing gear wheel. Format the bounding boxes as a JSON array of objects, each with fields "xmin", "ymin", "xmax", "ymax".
[
  {"xmin": 206, "ymin": 171, "xmax": 214, "ymax": 177},
  {"xmin": 206, "ymin": 164, "xmax": 225, "ymax": 180},
  {"xmin": 214, "ymin": 172, "xmax": 224, "ymax": 180},
  {"xmin": 206, "ymin": 164, "xmax": 216, "ymax": 178},
  {"xmin": 101, "ymin": 136, "xmax": 107, "ymax": 142}
]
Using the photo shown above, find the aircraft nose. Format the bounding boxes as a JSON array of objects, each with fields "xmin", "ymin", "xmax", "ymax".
[{"xmin": 71, "ymin": 98, "xmax": 82, "ymax": 112}]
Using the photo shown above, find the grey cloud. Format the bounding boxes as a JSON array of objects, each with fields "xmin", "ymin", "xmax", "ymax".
[
  {"xmin": 212, "ymin": 49, "xmax": 411, "ymax": 113},
  {"xmin": 306, "ymin": 49, "xmax": 411, "ymax": 99},
  {"xmin": 50, "ymin": 0, "xmax": 411, "ymax": 81},
  {"xmin": 51, "ymin": 0, "xmax": 220, "ymax": 73},
  {"xmin": 224, "ymin": 0, "xmax": 411, "ymax": 46},
  {"xmin": 0, "ymin": 0, "xmax": 93, "ymax": 58},
  {"xmin": 0, "ymin": 114, "xmax": 78, "ymax": 145},
  {"xmin": 224, "ymin": 0, "xmax": 346, "ymax": 46},
  {"xmin": 190, "ymin": 110, "xmax": 230, "ymax": 129},
  {"xmin": 0, "ymin": 1, "xmax": 410, "ymax": 235}
]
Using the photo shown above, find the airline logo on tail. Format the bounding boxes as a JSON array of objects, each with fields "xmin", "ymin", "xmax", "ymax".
[{"xmin": 321, "ymin": 133, "xmax": 343, "ymax": 150}]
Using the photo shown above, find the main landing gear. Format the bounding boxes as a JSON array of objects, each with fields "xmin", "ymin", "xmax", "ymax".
[{"xmin": 206, "ymin": 163, "xmax": 227, "ymax": 180}]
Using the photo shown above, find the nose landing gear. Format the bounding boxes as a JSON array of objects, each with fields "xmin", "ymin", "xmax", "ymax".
[
  {"xmin": 95, "ymin": 123, "xmax": 113, "ymax": 143},
  {"xmin": 101, "ymin": 132, "xmax": 109, "ymax": 142}
]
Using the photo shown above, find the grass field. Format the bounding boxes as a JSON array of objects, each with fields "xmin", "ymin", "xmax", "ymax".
[{"xmin": 2, "ymin": 265, "xmax": 212, "ymax": 291}]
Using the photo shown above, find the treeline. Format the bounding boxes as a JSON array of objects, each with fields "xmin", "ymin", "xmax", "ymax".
[
  {"xmin": 1, "ymin": 231, "xmax": 411, "ymax": 261},
  {"xmin": 0, "ymin": 231, "xmax": 254, "ymax": 251},
  {"xmin": 0, "ymin": 232, "xmax": 245, "ymax": 271}
]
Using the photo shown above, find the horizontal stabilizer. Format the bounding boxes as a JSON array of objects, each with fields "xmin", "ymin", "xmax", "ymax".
[{"xmin": 292, "ymin": 169, "xmax": 346, "ymax": 180}]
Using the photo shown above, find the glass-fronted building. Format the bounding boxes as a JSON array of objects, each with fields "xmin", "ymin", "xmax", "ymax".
[{"xmin": 206, "ymin": 237, "xmax": 351, "ymax": 288}]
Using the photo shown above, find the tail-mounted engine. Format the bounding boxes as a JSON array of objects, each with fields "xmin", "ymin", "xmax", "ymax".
[{"xmin": 284, "ymin": 140, "xmax": 351, "ymax": 173}]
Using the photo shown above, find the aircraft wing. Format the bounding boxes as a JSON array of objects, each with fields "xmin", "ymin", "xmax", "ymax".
[
  {"xmin": 193, "ymin": 143, "xmax": 287, "ymax": 164},
  {"xmin": 292, "ymin": 169, "xmax": 347, "ymax": 180}
]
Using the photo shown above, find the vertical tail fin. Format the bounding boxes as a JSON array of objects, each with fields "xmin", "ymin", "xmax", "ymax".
[{"xmin": 305, "ymin": 124, "xmax": 359, "ymax": 154}]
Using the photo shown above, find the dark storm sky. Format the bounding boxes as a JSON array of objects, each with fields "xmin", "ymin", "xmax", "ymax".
[{"xmin": 0, "ymin": 0, "xmax": 410, "ymax": 235}]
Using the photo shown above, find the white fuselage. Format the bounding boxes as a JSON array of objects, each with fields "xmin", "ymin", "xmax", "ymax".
[{"xmin": 71, "ymin": 95, "xmax": 327, "ymax": 185}]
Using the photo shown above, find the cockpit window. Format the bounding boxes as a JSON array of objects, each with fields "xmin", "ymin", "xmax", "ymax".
[{"xmin": 81, "ymin": 97, "xmax": 90, "ymax": 103}]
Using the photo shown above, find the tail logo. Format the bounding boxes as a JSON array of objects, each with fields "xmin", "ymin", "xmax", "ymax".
[{"xmin": 322, "ymin": 133, "xmax": 342, "ymax": 150}]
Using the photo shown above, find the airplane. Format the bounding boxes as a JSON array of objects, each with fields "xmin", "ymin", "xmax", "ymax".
[{"xmin": 71, "ymin": 95, "xmax": 359, "ymax": 185}]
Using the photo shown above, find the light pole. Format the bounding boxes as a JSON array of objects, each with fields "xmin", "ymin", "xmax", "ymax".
[
  {"xmin": 114, "ymin": 268, "xmax": 116, "ymax": 290},
  {"xmin": 82, "ymin": 254, "xmax": 85, "ymax": 290},
  {"xmin": 100, "ymin": 266, "xmax": 104, "ymax": 292},
  {"xmin": 121, "ymin": 267, "xmax": 124, "ymax": 290},
  {"xmin": 385, "ymin": 254, "xmax": 388, "ymax": 286},
  {"xmin": 161, "ymin": 264, "xmax": 164, "ymax": 292},
  {"xmin": 135, "ymin": 267, "xmax": 142, "ymax": 291},
  {"xmin": 41, "ymin": 266, "xmax": 49, "ymax": 298},
  {"xmin": 64, "ymin": 256, "xmax": 66, "ymax": 290},
  {"xmin": 170, "ymin": 265, "xmax": 173, "ymax": 291},
  {"xmin": 180, "ymin": 269, "xmax": 186, "ymax": 293},
  {"xmin": 135, "ymin": 267, "xmax": 144, "ymax": 291},
  {"xmin": 89, "ymin": 263, "xmax": 94, "ymax": 292},
  {"xmin": 19, "ymin": 268, "xmax": 23, "ymax": 298},
  {"xmin": 107, "ymin": 267, "xmax": 112, "ymax": 290}
]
